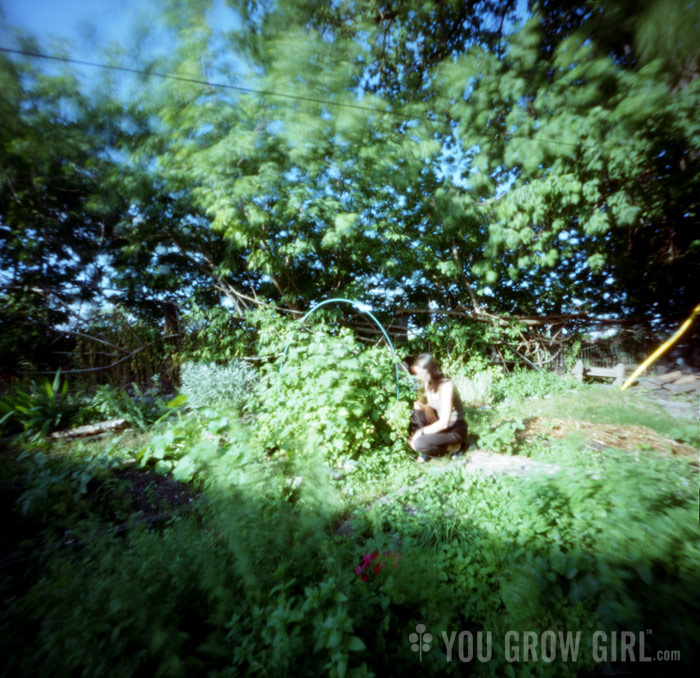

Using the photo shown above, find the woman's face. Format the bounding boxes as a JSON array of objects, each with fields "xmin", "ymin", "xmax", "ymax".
[{"xmin": 411, "ymin": 364, "xmax": 430, "ymax": 383}]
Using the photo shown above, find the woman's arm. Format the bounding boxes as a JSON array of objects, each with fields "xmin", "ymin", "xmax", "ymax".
[
  {"xmin": 416, "ymin": 381, "xmax": 453, "ymax": 435},
  {"xmin": 414, "ymin": 400, "xmax": 439, "ymax": 423}
]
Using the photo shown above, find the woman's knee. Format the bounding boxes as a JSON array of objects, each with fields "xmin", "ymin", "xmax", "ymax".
[{"xmin": 413, "ymin": 435, "xmax": 433, "ymax": 454}]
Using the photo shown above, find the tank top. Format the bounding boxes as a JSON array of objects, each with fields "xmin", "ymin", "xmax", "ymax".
[{"xmin": 426, "ymin": 378, "xmax": 465, "ymax": 425}]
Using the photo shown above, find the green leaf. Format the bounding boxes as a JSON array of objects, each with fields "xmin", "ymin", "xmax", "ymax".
[
  {"xmin": 167, "ymin": 394, "xmax": 188, "ymax": 408},
  {"xmin": 347, "ymin": 636, "xmax": 366, "ymax": 652}
]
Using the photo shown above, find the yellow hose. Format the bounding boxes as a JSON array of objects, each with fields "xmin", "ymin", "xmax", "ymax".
[{"xmin": 620, "ymin": 302, "xmax": 700, "ymax": 390}]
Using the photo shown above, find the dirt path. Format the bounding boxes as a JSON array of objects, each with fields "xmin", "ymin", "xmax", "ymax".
[{"xmin": 454, "ymin": 449, "xmax": 560, "ymax": 477}]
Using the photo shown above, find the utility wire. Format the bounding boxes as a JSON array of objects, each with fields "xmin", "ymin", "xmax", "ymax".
[
  {"xmin": 1, "ymin": 45, "xmax": 608, "ymax": 151},
  {"xmin": 0, "ymin": 46, "xmax": 430, "ymax": 122}
]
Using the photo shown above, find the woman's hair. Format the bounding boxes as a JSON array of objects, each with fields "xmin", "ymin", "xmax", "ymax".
[{"xmin": 405, "ymin": 353, "xmax": 444, "ymax": 392}]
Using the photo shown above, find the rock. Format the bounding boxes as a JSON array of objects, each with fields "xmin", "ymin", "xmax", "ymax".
[
  {"xmin": 663, "ymin": 381, "xmax": 700, "ymax": 394},
  {"xmin": 674, "ymin": 374, "xmax": 699, "ymax": 387},
  {"xmin": 654, "ymin": 370, "xmax": 685, "ymax": 384}
]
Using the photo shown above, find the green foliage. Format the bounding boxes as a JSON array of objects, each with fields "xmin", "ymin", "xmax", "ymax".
[
  {"xmin": 136, "ymin": 409, "xmax": 258, "ymax": 484},
  {"xmin": 0, "ymin": 371, "xmax": 77, "ymax": 439},
  {"xmin": 179, "ymin": 360, "xmax": 258, "ymax": 413},
  {"xmin": 255, "ymin": 327, "xmax": 410, "ymax": 464},
  {"xmin": 491, "ymin": 369, "xmax": 579, "ymax": 404},
  {"xmin": 448, "ymin": 8, "xmax": 700, "ymax": 324},
  {"xmin": 477, "ymin": 418, "xmax": 525, "ymax": 454},
  {"xmin": 76, "ymin": 380, "xmax": 170, "ymax": 431},
  {"xmin": 14, "ymin": 443, "xmax": 129, "ymax": 528},
  {"xmin": 177, "ymin": 305, "xmax": 252, "ymax": 363},
  {"xmin": 3, "ymin": 370, "xmax": 700, "ymax": 676},
  {"xmin": 0, "ymin": 54, "xmax": 128, "ymax": 369}
]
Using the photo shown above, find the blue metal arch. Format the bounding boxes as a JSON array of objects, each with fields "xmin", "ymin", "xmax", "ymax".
[{"xmin": 278, "ymin": 298, "xmax": 401, "ymax": 402}]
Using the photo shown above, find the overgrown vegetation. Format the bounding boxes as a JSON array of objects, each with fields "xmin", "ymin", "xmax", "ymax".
[{"xmin": 1, "ymin": 326, "xmax": 698, "ymax": 677}]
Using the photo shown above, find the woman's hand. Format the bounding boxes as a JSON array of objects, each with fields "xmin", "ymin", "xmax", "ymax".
[
  {"xmin": 408, "ymin": 428, "xmax": 423, "ymax": 450},
  {"xmin": 420, "ymin": 382, "xmax": 453, "ymax": 436}
]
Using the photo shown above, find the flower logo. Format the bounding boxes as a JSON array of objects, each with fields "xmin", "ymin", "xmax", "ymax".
[{"xmin": 409, "ymin": 623, "xmax": 432, "ymax": 661}]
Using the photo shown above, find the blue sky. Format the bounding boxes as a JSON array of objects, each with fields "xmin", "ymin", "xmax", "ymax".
[
  {"xmin": 1, "ymin": 0, "xmax": 152, "ymax": 54},
  {"xmin": 0, "ymin": 0, "xmax": 241, "ymax": 66},
  {"xmin": 0, "ymin": 0, "xmax": 247, "ymax": 101}
]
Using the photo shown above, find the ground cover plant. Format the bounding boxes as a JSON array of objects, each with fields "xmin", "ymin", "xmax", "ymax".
[{"xmin": 1, "ymin": 328, "xmax": 698, "ymax": 678}]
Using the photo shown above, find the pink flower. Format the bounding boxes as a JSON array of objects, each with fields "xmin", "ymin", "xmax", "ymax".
[{"xmin": 356, "ymin": 550, "xmax": 399, "ymax": 582}]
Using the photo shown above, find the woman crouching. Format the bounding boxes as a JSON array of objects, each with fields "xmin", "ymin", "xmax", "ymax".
[{"xmin": 404, "ymin": 353, "xmax": 467, "ymax": 462}]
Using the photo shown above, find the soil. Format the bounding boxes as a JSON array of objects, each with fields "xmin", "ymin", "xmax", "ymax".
[
  {"xmin": 112, "ymin": 466, "xmax": 200, "ymax": 521},
  {"xmin": 0, "ymin": 454, "xmax": 201, "ymax": 574},
  {"xmin": 517, "ymin": 417, "xmax": 697, "ymax": 457}
]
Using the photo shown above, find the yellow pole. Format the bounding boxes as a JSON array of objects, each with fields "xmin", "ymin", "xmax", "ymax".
[{"xmin": 620, "ymin": 302, "xmax": 700, "ymax": 390}]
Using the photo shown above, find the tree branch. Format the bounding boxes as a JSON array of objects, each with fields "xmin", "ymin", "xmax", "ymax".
[
  {"xmin": 55, "ymin": 329, "xmax": 132, "ymax": 354},
  {"xmin": 28, "ymin": 335, "xmax": 180, "ymax": 375}
]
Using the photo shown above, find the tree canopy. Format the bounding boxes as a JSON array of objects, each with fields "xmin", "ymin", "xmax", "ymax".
[{"xmin": 1, "ymin": 0, "xmax": 698, "ymax": 372}]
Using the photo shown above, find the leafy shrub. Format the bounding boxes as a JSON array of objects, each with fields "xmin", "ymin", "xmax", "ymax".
[
  {"xmin": 179, "ymin": 360, "xmax": 258, "ymax": 413},
  {"xmin": 14, "ymin": 443, "xmax": 130, "ymax": 531},
  {"xmin": 176, "ymin": 304, "xmax": 274, "ymax": 363},
  {"xmin": 255, "ymin": 327, "xmax": 411, "ymax": 463},
  {"xmin": 492, "ymin": 369, "xmax": 579, "ymax": 403},
  {"xmin": 477, "ymin": 417, "xmax": 525, "ymax": 453},
  {"xmin": 79, "ymin": 382, "xmax": 169, "ymax": 430},
  {"xmin": 405, "ymin": 317, "xmax": 516, "ymax": 371},
  {"xmin": 136, "ymin": 409, "xmax": 260, "ymax": 483}
]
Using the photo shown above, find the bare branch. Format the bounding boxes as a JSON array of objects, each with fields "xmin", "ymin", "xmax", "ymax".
[
  {"xmin": 501, "ymin": 340, "xmax": 543, "ymax": 372},
  {"xmin": 451, "ymin": 243, "xmax": 484, "ymax": 315},
  {"xmin": 55, "ymin": 329, "xmax": 132, "ymax": 354},
  {"xmin": 28, "ymin": 335, "xmax": 180, "ymax": 375}
]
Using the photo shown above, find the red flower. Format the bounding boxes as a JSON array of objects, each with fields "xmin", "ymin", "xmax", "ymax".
[{"xmin": 355, "ymin": 550, "xmax": 399, "ymax": 582}]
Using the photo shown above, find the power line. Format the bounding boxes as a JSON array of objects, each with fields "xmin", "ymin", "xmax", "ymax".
[
  {"xmin": 0, "ymin": 46, "xmax": 432, "ymax": 122},
  {"xmin": 1, "ymin": 45, "xmax": 606, "ymax": 151}
]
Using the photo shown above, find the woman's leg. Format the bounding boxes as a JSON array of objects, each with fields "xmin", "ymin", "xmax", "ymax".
[
  {"xmin": 409, "ymin": 408, "xmax": 430, "ymax": 436},
  {"xmin": 413, "ymin": 420, "xmax": 467, "ymax": 456}
]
